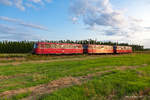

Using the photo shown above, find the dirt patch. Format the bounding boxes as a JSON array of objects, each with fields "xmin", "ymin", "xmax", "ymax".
[
  {"xmin": 139, "ymin": 88, "xmax": 150, "ymax": 96},
  {"xmin": 123, "ymin": 88, "xmax": 150, "ymax": 100},
  {"xmin": 116, "ymin": 64, "xmax": 147, "ymax": 71},
  {"xmin": 0, "ymin": 65, "xmax": 146, "ymax": 100},
  {"xmin": 116, "ymin": 66, "xmax": 139, "ymax": 71},
  {"xmin": 0, "ymin": 57, "xmax": 25, "ymax": 61},
  {"xmin": 0, "ymin": 77, "xmax": 82, "ymax": 100}
]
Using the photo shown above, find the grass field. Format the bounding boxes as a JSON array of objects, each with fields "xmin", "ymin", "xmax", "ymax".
[{"xmin": 0, "ymin": 53, "xmax": 150, "ymax": 100}]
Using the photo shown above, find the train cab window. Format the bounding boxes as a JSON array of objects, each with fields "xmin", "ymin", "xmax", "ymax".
[{"xmin": 34, "ymin": 43, "xmax": 38, "ymax": 48}]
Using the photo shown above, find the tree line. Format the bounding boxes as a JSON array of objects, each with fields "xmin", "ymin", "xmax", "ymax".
[{"xmin": 0, "ymin": 40, "xmax": 144, "ymax": 53}]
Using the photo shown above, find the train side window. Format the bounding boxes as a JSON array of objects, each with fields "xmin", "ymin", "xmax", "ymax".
[
  {"xmin": 45, "ymin": 44, "xmax": 50, "ymax": 48},
  {"xmin": 100, "ymin": 46, "xmax": 104, "ymax": 49},
  {"xmin": 63, "ymin": 45, "xmax": 66, "ymax": 49},
  {"xmin": 75, "ymin": 45, "xmax": 78, "ymax": 49},
  {"xmin": 66, "ymin": 45, "xmax": 69, "ymax": 49},
  {"xmin": 56, "ymin": 44, "xmax": 61, "ymax": 48},
  {"xmin": 69, "ymin": 45, "xmax": 73, "ymax": 49},
  {"xmin": 39, "ymin": 44, "xmax": 44, "ymax": 49},
  {"xmin": 51, "ymin": 44, "xmax": 56, "ymax": 48}
]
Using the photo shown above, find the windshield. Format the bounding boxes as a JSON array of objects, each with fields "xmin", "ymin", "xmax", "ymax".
[{"xmin": 34, "ymin": 43, "xmax": 38, "ymax": 48}]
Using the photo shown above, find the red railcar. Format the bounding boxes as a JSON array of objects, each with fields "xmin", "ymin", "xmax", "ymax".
[
  {"xmin": 33, "ymin": 42, "xmax": 83, "ymax": 54},
  {"xmin": 114, "ymin": 46, "xmax": 132, "ymax": 53},
  {"xmin": 85, "ymin": 44, "xmax": 114, "ymax": 54}
]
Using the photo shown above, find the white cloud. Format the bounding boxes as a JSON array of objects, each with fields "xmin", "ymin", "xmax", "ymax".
[
  {"xmin": 0, "ymin": 0, "xmax": 52, "ymax": 11},
  {"xmin": 70, "ymin": 0, "xmax": 150, "ymax": 47},
  {"xmin": 31, "ymin": 0, "xmax": 42, "ymax": 3},
  {"xmin": 70, "ymin": 0, "xmax": 127, "ymax": 28},
  {"xmin": 14, "ymin": 0, "xmax": 25, "ymax": 11},
  {"xmin": 0, "ymin": 16, "xmax": 48, "ymax": 31}
]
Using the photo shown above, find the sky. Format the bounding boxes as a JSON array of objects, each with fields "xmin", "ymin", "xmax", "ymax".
[{"xmin": 0, "ymin": 0, "xmax": 150, "ymax": 48}]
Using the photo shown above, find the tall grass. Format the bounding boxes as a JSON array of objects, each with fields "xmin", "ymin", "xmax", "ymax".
[{"xmin": 0, "ymin": 41, "xmax": 34, "ymax": 53}]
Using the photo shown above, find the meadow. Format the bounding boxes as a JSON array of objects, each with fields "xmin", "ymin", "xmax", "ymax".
[{"xmin": 0, "ymin": 53, "xmax": 150, "ymax": 100}]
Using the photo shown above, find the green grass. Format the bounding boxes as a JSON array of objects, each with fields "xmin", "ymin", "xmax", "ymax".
[
  {"xmin": 0, "ymin": 53, "xmax": 28, "ymax": 58},
  {"xmin": 1, "ymin": 92, "xmax": 31, "ymax": 100},
  {"xmin": 0, "ymin": 53, "xmax": 150, "ymax": 99},
  {"xmin": 0, "ymin": 54, "xmax": 100, "ymax": 63},
  {"xmin": 39, "ymin": 67, "xmax": 150, "ymax": 100}
]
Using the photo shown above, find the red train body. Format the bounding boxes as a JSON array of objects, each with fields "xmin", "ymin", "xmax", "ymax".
[
  {"xmin": 114, "ymin": 46, "xmax": 132, "ymax": 53},
  {"xmin": 33, "ymin": 42, "xmax": 83, "ymax": 54},
  {"xmin": 33, "ymin": 42, "xmax": 132, "ymax": 54},
  {"xmin": 86, "ymin": 45, "xmax": 114, "ymax": 54}
]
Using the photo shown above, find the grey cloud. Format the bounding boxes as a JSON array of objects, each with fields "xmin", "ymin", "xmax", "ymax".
[
  {"xmin": 0, "ymin": 16, "xmax": 48, "ymax": 31},
  {"xmin": 0, "ymin": 0, "xmax": 52, "ymax": 11},
  {"xmin": 0, "ymin": 0, "xmax": 12, "ymax": 5},
  {"xmin": 20, "ymin": 23, "xmax": 48, "ymax": 31},
  {"xmin": 144, "ymin": 27, "xmax": 150, "ymax": 30},
  {"xmin": 0, "ymin": 16, "xmax": 19, "ymax": 23},
  {"xmin": 0, "ymin": 24, "xmax": 41, "ymax": 40},
  {"xmin": 0, "ymin": 24, "xmax": 16, "ymax": 31}
]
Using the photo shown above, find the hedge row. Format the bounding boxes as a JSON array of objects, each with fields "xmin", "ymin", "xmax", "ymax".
[{"xmin": 0, "ymin": 40, "xmax": 144, "ymax": 53}]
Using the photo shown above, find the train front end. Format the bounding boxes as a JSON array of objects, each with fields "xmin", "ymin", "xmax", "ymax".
[{"xmin": 32, "ymin": 43, "xmax": 43, "ymax": 54}]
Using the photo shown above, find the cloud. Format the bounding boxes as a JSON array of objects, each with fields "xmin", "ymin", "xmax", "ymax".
[
  {"xmin": 0, "ymin": 24, "xmax": 41, "ymax": 40},
  {"xmin": 0, "ymin": 16, "xmax": 48, "ymax": 31},
  {"xmin": 0, "ymin": 16, "xmax": 49, "ymax": 40},
  {"xmin": 0, "ymin": 0, "xmax": 12, "ymax": 5},
  {"xmin": 0, "ymin": 0, "xmax": 52, "ymax": 11},
  {"xmin": 70, "ymin": 0, "xmax": 127, "ymax": 28},
  {"xmin": 14, "ymin": 0, "xmax": 25, "ymax": 11},
  {"xmin": 70, "ymin": 0, "xmax": 150, "ymax": 47}
]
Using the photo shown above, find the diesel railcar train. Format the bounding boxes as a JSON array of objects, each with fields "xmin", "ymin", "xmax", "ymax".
[{"xmin": 33, "ymin": 42, "xmax": 132, "ymax": 54}]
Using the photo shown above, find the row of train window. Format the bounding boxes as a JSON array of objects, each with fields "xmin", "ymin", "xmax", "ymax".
[
  {"xmin": 88, "ymin": 45, "xmax": 113, "ymax": 49},
  {"xmin": 37, "ymin": 44, "xmax": 131, "ymax": 50},
  {"xmin": 117, "ymin": 46, "xmax": 132, "ymax": 50},
  {"xmin": 39, "ymin": 44, "xmax": 82, "ymax": 49}
]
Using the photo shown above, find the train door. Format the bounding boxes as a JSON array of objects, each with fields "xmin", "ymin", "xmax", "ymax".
[
  {"xmin": 61, "ymin": 44, "xmax": 65, "ymax": 54},
  {"xmin": 83, "ymin": 44, "xmax": 88, "ymax": 54},
  {"xmin": 113, "ymin": 46, "xmax": 117, "ymax": 53}
]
